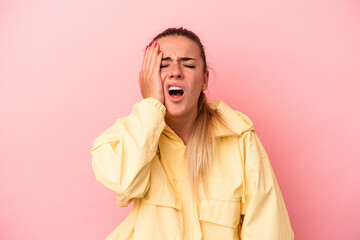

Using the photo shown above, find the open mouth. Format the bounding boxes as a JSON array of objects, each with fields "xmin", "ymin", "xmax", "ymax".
[{"xmin": 168, "ymin": 86, "xmax": 184, "ymax": 97}]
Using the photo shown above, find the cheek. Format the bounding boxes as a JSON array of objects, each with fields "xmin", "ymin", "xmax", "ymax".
[
  {"xmin": 193, "ymin": 74, "xmax": 205, "ymax": 90},
  {"xmin": 188, "ymin": 79, "xmax": 204, "ymax": 97},
  {"xmin": 160, "ymin": 71, "xmax": 167, "ymax": 81}
]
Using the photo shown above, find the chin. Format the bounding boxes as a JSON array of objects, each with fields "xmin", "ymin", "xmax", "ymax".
[
  {"xmin": 164, "ymin": 99, "xmax": 198, "ymax": 119},
  {"xmin": 164, "ymin": 103, "xmax": 186, "ymax": 117}
]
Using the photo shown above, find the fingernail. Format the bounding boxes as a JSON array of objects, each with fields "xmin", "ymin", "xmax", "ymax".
[
  {"xmin": 154, "ymin": 42, "xmax": 157, "ymax": 47},
  {"xmin": 150, "ymin": 40, "xmax": 154, "ymax": 46},
  {"xmin": 145, "ymin": 45, "xmax": 148, "ymax": 50},
  {"xmin": 158, "ymin": 50, "xmax": 161, "ymax": 55}
]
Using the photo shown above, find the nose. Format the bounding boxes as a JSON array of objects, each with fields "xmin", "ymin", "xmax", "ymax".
[{"xmin": 168, "ymin": 62, "xmax": 184, "ymax": 80}]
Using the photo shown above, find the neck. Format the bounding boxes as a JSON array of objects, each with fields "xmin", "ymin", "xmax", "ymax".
[{"xmin": 165, "ymin": 108, "xmax": 198, "ymax": 145}]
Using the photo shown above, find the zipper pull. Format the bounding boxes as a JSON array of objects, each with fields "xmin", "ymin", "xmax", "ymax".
[{"xmin": 241, "ymin": 193, "xmax": 247, "ymax": 203}]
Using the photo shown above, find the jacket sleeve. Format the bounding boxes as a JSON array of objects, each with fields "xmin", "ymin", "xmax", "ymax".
[
  {"xmin": 91, "ymin": 97, "xmax": 166, "ymax": 207},
  {"xmin": 239, "ymin": 130, "xmax": 294, "ymax": 240}
]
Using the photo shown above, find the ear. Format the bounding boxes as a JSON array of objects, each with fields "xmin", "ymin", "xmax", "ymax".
[{"xmin": 202, "ymin": 70, "xmax": 209, "ymax": 91}]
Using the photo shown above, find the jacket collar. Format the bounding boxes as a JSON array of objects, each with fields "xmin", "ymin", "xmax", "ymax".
[
  {"xmin": 162, "ymin": 100, "xmax": 254, "ymax": 141},
  {"xmin": 209, "ymin": 101, "xmax": 254, "ymax": 137}
]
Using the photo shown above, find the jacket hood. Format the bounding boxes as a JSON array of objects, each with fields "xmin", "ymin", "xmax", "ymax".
[
  {"xmin": 209, "ymin": 100, "xmax": 255, "ymax": 137},
  {"xmin": 162, "ymin": 100, "xmax": 254, "ymax": 143},
  {"xmin": 209, "ymin": 100, "xmax": 253, "ymax": 203}
]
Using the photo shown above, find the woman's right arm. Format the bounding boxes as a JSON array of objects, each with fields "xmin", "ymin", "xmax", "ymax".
[
  {"xmin": 91, "ymin": 40, "xmax": 165, "ymax": 207},
  {"xmin": 91, "ymin": 97, "xmax": 166, "ymax": 207}
]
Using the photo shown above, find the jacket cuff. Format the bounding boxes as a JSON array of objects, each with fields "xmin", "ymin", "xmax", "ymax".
[{"xmin": 143, "ymin": 97, "xmax": 166, "ymax": 116}]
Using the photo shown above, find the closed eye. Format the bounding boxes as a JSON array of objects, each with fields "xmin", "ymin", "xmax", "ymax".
[
  {"xmin": 184, "ymin": 65, "xmax": 195, "ymax": 68},
  {"xmin": 160, "ymin": 64, "xmax": 195, "ymax": 69}
]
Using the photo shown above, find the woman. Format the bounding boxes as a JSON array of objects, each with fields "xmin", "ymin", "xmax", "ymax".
[{"xmin": 91, "ymin": 27, "xmax": 294, "ymax": 240}]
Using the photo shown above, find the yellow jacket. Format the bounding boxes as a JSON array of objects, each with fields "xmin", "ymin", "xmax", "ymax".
[{"xmin": 91, "ymin": 97, "xmax": 294, "ymax": 240}]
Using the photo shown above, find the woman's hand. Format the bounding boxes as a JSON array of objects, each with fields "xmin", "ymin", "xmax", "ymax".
[{"xmin": 139, "ymin": 40, "xmax": 164, "ymax": 104}]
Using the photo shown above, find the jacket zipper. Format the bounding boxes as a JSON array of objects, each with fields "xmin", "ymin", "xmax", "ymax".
[{"xmin": 184, "ymin": 149, "xmax": 191, "ymax": 240}]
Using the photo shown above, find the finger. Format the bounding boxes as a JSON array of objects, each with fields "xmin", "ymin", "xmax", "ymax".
[
  {"xmin": 144, "ymin": 41, "xmax": 155, "ymax": 73},
  {"xmin": 155, "ymin": 49, "xmax": 163, "ymax": 76},
  {"xmin": 148, "ymin": 42, "xmax": 160, "ymax": 75},
  {"xmin": 142, "ymin": 42, "xmax": 152, "ymax": 73},
  {"xmin": 141, "ymin": 45, "xmax": 149, "ymax": 72},
  {"xmin": 138, "ymin": 72, "xmax": 142, "ymax": 87},
  {"xmin": 157, "ymin": 50, "xmax": 168, "ymax": 83}
]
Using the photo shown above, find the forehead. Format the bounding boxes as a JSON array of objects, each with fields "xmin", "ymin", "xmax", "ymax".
[{"xmin": 157, "ymin": 36, "xmax": 201, "ymax": 59}]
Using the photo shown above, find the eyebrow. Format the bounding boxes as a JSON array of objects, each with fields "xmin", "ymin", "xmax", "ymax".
[{"xmin": 161, "ymin": 57, "xmax": 197, "ymax": 62}]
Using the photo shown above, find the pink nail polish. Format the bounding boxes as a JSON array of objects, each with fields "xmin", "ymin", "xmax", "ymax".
[
  {"xmin": 154, "ymin": 42, "xmax": 157, "ymax": 47},
  {"xmin": 145, "ymin": 45, "xmax": 148, "ymax": 50},
  {"xmin": 158, "ymin": 50, "xmax": 161, "ymax": 55},
  {"xmin": 150, "ymin": 40, "xmax": 154, "ymax": 46}
]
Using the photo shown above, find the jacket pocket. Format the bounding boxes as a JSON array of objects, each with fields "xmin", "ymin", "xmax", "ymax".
[
  {"xmin": 138, "ymin": 188, "xmax": 182, "ymax": 239},
  {"xmin": 133, "ymin": 158, "xmax": 182, "ymax": 240},
  {"xmin": 141, "ymin": 180, "xmax": 182, "ymax": 210},
  {"xmin": 141, "ymin": 156, "xmax": 182, "ymax": 210},
  {"xmin": 199, "ymin": 198, "xmax": 241, "ymax": 228}
]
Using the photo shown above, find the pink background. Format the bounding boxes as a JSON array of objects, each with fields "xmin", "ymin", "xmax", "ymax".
[{"xmin": 1, "ymin": 0, "xmax": 359, "ymax": 239}]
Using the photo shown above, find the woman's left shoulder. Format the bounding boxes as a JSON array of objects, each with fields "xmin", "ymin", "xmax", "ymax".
[{"xmin": 209, "ymin": 100, "xmax": 255, "ymax": 136}]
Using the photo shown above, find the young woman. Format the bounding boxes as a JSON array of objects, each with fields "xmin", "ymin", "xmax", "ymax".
[{"xmin": 91, "ymin": 27, "xmax": 294, "ymax": 240}]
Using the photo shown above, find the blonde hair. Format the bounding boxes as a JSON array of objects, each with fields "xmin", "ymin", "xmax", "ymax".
[{"xmin": 186, "ymin": 91, "xmax": 230, "ymax": 197}]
